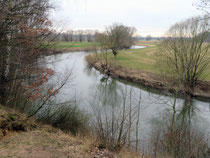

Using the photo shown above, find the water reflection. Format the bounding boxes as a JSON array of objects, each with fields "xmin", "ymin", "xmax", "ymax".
[
  {"xmin": 88, "ymin": 76, "xmax": 142, "ymax": 150},
  {"xmin": 44, "ymin": 51, "xmax": 210, "ymax": 156},
  {"xmin": 149, "ymin": 96, "xmax": 210, "ymax": 158}
]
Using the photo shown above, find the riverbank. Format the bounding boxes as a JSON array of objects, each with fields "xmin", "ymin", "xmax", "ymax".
[
  {"xmin": 86, "ymin": 44, "xmax": 210, "ymax": 99},
  {"xmin": 0, "ymin": 105, "xmax": 146, "ymax": 158}
]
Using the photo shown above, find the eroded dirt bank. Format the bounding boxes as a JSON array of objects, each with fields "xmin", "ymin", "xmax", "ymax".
[{"xmin": 86, "ymin": 55, "xmax": 210, "ymax": 100}]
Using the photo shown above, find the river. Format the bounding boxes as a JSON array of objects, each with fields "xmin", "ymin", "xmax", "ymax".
[{"xmin": 44, "ymin": 47, "xmax": 210, "ymax": 154}]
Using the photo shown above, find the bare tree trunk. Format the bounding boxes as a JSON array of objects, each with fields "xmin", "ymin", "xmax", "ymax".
[{"xmin": 0, "ymin": 34, "xmax": 11, "ymax": 104}]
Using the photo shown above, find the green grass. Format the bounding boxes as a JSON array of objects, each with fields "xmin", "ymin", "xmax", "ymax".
[
  {"xmin": 103, "ymin": 41, "xmax": 162, "ymax": 74},
  {"xmin": 100, "ymin": 41, "xmax": 210, "ymax": 81},
  {"xmin": 114, "ymin": 46, "xmax": 160, "ymax": 74},
  {"xmin": 52, "ymin": 42, "xmax": 96, "ymax": 49}
]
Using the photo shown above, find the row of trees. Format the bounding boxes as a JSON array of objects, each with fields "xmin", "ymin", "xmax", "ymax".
[
  {"xmin": 54, "ymin": 29, "xmax": 159, "ymax": 43},
  {"xmin": 58, "ymin": 29, "xmax": 97, "ymax": 42},
  {"xmin": 57, "ymin": 28, "xmax": 141, "ymax": 43}
]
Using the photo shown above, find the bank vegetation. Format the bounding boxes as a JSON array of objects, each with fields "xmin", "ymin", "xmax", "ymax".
[{"xmin": 86, "ymin": 15, "xmax": 210, "ymax": 99}]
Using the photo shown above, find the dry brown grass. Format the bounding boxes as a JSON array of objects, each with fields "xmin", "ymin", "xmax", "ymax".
[
  {"xmin": 0, "ymin": 127, "xmax": 90, "ymax": 157},
  {"xmin": 0, "ymin": 105, "xmax": 149, "ymax": 158},
  {"xmin": 0, "ymin": 125, "xmax": 147, "ymax": 158},
  {"xmin": 0, "ymin": 105, "xmax": 94, "ymax": 158}
]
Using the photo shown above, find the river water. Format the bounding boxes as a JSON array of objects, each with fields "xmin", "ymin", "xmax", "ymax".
[{"xmin": 44, "ymin": 47, "xmax": 210, "ymax": 153}]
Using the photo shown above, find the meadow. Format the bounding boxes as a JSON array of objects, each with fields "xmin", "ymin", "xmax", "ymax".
[
  {"xmin": 53, "ymin": 41, "xmax": 96, "ymax": 49},
  {"xmin": 112, "ymin": 41, "xmax": 162, "ymax": 74},
  {"xmin": 103, "ymin": 40, "xmax": 210, "ymax": 81}
]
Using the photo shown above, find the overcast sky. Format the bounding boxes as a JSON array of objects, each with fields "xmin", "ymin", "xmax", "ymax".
[{"xmin": 50, "ymin": 0, "xmax": 203, "ymax": 37}]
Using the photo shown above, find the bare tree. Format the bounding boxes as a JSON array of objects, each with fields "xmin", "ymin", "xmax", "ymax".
[
  {"xmin": 62, "ymin": 30, "xmax": 74, "ymax": 42},
  {"xmin": 89, "ymin": 85, "xmax": 142, "ymax": 151},
  {"xmin": 107, "ymin": 24, "xmax": 137, "ymax": 58},
  {"xmin": 77, "ymin": 30, "xmax": 84, "ymax": 42},
  {"xmin": 160, "ymin": 16, "xmax": 210, "ymax": 94},
  {"xmin": 96, "ymin": 23, "xmax": 136, "ymax": 58},
  {"xmin": 85, "ymin": 29, "xmax": 94, "ymax": 42},
  {"xmin": 196, "ymin": 0, "xmax": 210, "ymax": 14},
  {"xmin": 145, "ymin": 35, "xmax": 152, "ymax": 41},
  {"xmin": 94, "ymin": 32, "xmax": 110, "ymax": 71}
]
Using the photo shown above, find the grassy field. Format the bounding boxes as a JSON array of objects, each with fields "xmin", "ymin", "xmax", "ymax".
[
  {"xmin": 102, "ymin": 40, "xmax": 210, "ymax": 80},
  {"xmin": 103, "ymin": 41, "xmax": 162, "ymax": 74},
  {"xmin": 52, "ymin": 41, "xmax": 96, "ymax": 49}
]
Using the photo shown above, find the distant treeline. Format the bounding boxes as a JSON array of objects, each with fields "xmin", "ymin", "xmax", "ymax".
[
  {"xmin": 51, "ymin": 30, "xmax": 210, "ymax": 42},
  {"xmin": 139, "ymin": 32, "xmax": 210, "ymax": 41},
  {"xmin": 50, "ymin": 29, "xmax": 168, "ymax": 42},
  {"xmin": 138, "ymin": 35, "xmax": 166, "ymax": 41},
  {"xmin": 51, "ymin": 30, "xmax": 98, "ymax": 42}
]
